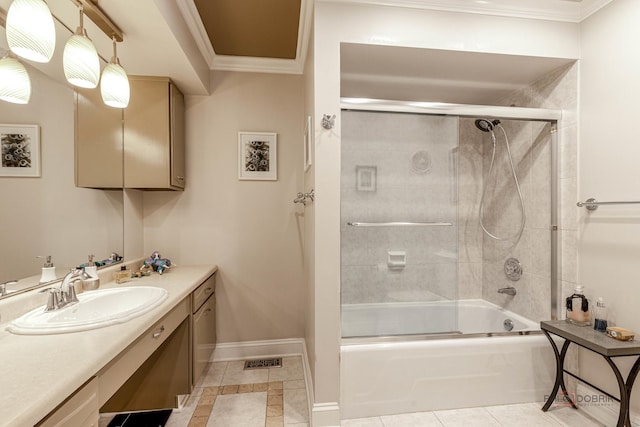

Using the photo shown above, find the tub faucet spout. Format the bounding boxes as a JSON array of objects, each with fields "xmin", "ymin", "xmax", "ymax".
[{"xmin": 498, "ymin": 287, "xmax": 517, "ymax": 296}]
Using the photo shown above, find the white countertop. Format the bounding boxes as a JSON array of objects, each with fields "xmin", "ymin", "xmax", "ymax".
[{"xmin": 0, "ymin": 264, "xmax": 217, "ymax": 427}]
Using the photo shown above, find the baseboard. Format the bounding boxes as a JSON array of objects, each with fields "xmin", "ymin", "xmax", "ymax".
[
  {"xmin": 212, "ymin": 338, "xmax": 305, "ymax": 361},
  {"xmin": 577, "ymin": 384, "xmax": 640, "ymax": 426},
  {"xmin": 311, "ymin": 402, "xmax": 341, "ymax": 427}
]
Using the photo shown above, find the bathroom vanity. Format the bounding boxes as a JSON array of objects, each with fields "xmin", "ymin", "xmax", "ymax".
[{"xmin": 0, "ymin": 264, "xmax": 217, "ymax": 427}]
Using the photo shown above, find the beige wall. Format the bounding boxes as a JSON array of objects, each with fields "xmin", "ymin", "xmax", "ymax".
[
  {"xmin": 579, "ymin": 0, "xmax": 640, "ymax": 411},
  {"xmin": 142, "ymin": 71, "xmax": 306, "ymax": 343}
]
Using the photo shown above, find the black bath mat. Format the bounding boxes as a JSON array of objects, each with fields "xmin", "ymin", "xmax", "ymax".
[{"xmin": 107, "ymin": 409, "xmax": 172, "ymax": 427}]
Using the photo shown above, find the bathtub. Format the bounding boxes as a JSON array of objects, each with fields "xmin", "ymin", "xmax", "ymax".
[
  {"xmin": 340, "ymin": 299, "xmax": 556, "ymax": 419},
  {"xmin": 342, "ymin": 299, "xmax": 539, "ymax": 337}
]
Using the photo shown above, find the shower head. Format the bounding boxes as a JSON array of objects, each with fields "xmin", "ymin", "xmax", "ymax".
[{"xmin": 475, "ymin": 119, "xmax": 501, "ymax": 132}]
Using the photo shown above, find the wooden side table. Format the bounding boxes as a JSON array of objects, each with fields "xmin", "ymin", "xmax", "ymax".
[{"xmin": 540, "ymin": 320, "xmax": 640, "ymax": 427}]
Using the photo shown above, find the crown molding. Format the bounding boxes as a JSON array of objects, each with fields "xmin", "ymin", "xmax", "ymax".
[
  {"xmin": 317, "ymin": 0, "xmax": 612, "ymax": 23},
  {"xmin": 177, "ymin": 0, "xmax": 312, "ymax": 74}
]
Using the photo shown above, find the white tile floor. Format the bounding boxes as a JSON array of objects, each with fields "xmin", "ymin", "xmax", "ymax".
[
  {"xmin": 100, "ymin": 356, "xmax": 609, "ymax": 427},
  {"xmin": 340, "ymin": 403, "xmax": 606, "ymax": 427}
]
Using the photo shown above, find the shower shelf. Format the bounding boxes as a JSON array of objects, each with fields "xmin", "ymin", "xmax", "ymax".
[{"xmin": 347, "ymin": 222, "xmax": 453, "ymax": 227}]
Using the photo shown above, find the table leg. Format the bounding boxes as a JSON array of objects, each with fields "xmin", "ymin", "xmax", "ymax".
[
  {"xmin": 622, "ymin": 356, "xmax": 640, "ymax": 427},
  {"xmin": 542, "ymin": 330, "xmax": 577, "ymax": 411},
  {"xmin": 603, "ymin": 356, "xmax": 629, "ymax": 427}
]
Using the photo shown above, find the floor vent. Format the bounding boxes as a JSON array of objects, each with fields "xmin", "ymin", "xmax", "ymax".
[{"xmin": 244, "ymin": 357, "xmax": 282, "ymax": 370}]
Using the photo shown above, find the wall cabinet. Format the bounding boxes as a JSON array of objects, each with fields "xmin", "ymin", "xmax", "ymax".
[{"xmin": 75, "ymin": 76, "xmax": 185, "ymax": 190}]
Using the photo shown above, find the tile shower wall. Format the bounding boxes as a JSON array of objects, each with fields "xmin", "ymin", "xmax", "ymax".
[
  {"xmin": 341, "ymin": 62, "xmax": 578, "ymax": 323},
  {"xmin": 341, "ymin": 111, "xmax": 459, "ymax": 305},
  {"xmin": 479, "ymin": 62, "xmax": 579, "ymax": 322}
]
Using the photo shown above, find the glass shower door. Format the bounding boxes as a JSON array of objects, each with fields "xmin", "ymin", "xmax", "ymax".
[{"xmin": 340, "ymin": 110, "xmax": 459, "ymax": 338}]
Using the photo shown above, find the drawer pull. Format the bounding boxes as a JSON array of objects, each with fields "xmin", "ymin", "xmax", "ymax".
[
  {"xmin": 205, "ymin": 287, "xmax": 213, "ymax": 294},
  {"xmin": 152, "ymin": 326, "xmax": 165, "ymax": 339},
  {"xmin": 204, "ymin": 308, "xmax": 212, "ymax": 315}
]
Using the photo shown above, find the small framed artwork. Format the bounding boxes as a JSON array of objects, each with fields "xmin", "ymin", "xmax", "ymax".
[
  {"xmin": 304, "ymin": 115, "xmax": 312, "ymax": 172},
  {"xmin": 238, "ymin": 132, "xmax": 278, "ymax": 181},
  {"xmin": 356, "ymin": 165, "xmax": 377, "ymax": 192},
  {"xmin": 0, "ymin": 124, "xmax": 40, "ymax": 178}
]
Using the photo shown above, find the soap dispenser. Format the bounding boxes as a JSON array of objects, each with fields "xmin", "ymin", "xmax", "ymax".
[
  {"xmin": 38, "ymin": 256, "xmax": 57, "ymax": 284},
  {"xmin": 83, "ymin": 254, "xmax": 100, "ymax": 290},
  {"xmin": 566, "ymin": 285, "xmax": 591, "ymax": 326}
]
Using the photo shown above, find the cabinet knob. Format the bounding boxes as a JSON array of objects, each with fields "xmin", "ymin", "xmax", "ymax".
[
  {"xmin": 176, "ymin": 176, "xmax": 185, "ymax": 181},
  {"xmin": 152, "ymin": 325, "xmax": 165, "ymax": 339}
]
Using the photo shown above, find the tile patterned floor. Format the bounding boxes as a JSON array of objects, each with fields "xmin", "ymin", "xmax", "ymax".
[
  {"xmin": 167, "ymin": 356, "xmax": 308, "ymax": 427},
  {"xmin": 100, "ymin": 356, "xmax": 609, "ymax": 427}
]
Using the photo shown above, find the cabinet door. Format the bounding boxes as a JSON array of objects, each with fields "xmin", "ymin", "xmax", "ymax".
[
  {"xmin": 193, "ymin": 294, "xmax": 216, "ymax": 385},
  {"xmin": 170, "ymin": 83, "xmax": 185, "ymax": 189},
  {"xmin": 37, "ymin": 378, "xmax": 99, "ymax": 427},
  {"xmin": 124, "ymin": 77, "xmax": 172, "ymax": 189},
  {"xmin": 75, "ymin": 88, "xmax": 123, "ymax": 188}
]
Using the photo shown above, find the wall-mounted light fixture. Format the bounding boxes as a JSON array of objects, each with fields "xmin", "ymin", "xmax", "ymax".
[
  {"xmin": 100, "ymin": 36, "xmax": 129, "ymax": 108},
  {"xmin": 5, "ymin": 0, "xmax": 55, "ymax": 63},
  {"xmin": 1, "ymin": 0, "xmax": 128, "ymax": 107},
  {"xmin": 63, "ymin": 5, "xmax": 100, "ymax": 89},
  {"xmin": 0, "ymin": 52, "xmax": 31, "ymax": 104}
]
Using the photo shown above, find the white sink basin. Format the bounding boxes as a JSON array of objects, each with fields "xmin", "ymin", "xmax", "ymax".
[{"xmin": 7, "ymin": 286, "xmax": 168, "ymax": 335}]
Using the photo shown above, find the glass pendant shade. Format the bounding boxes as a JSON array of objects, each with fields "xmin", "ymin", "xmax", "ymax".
[
  {"xmin": 63, "ymin": 31, "xmax": 100, "ymax": 88},
  {"xmin": 100, "ymin": 61, "xmax": 130, "ymax": 108},
  {"xmin": 0, "ymin": 56, "xmax": 31, "ymax": 104},
  {"xmin": 5, "ymin": 0, "xmax": 56, "ymax": 63}
]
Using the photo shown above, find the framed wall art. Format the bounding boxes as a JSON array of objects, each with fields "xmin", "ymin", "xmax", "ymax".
[
  {"xmin": 0, "ymin": 124, "xmax": 40, "ymax": 178},
  {"xmin": 238, "ymin": 132, "xmax": 278, "ymax": 181}
]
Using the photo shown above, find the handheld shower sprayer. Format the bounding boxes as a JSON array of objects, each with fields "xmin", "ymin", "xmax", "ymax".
[
  {"xmin": 474, "ymin": 119, "xmax": 501, "ymax": 133},
  {"xmin": 475, "ymin": 118, "xmax": 525, "ymax": 242}
]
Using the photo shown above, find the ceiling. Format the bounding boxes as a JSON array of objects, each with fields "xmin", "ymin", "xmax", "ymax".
[{"xmin": 0, "ymin": 0, "xmax": 612, "ymax": 98}]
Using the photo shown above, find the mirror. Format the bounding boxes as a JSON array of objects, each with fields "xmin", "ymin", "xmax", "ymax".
[{"xmin": 0, "ymin": 10, "xmax": 124, "ymax": 297}]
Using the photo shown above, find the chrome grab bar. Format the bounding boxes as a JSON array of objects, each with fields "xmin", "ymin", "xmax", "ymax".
[
  {"xmin": 577, "ymin": 198, "xmax": 640, "ymax": 211},
  {"xmin": 347, "ymin": 221, "xmax": 453, "ymax": 227}
]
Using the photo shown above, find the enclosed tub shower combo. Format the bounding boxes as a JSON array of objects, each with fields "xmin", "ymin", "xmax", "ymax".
[{"xmin": 339, "ymin": 99, "xmax": 563, "ymax": 418}]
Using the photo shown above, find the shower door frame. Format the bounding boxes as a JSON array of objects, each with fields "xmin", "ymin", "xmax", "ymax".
[{"xmin": 341, "ymin": 98, "xmax": 563, "ymax": 323}]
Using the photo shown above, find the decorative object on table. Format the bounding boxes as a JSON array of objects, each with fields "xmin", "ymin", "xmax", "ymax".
[
  {"xmin": 114, "ymin": 265, "xmax": 131, "ymax": 284},
  {"xmin": 0, "ymin": 124, "xmax": 40, "ymax": 177},
  {"xmin": 565, "ymin": 285, "xmax": 591, "ymax": 326},
  {"xmin": 593, "ymin": 297, "xmax": 608, "ymax": 333},
  {"xmin": 142, "ymin": 251, "xmax": 173, "ymax": 274},
  {"xmin": 238, "ymin": 131, "xmax": 277, "ymax": 180},
  {"xmin": 606, "ymin": 326, "xmax": 635, "ymax": 341}
]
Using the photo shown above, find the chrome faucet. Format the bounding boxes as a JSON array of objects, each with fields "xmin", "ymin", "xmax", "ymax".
[
  {"xmin": 498, "ymin": 287, "xmax": 517, "ymax": 296},
  {"xmin": 0, "ymin": 280, "xmax": 17, "ymax": 296},
  {"xmin": 40, "ymin": 268, "xmax": 89, "ymax": 311}
]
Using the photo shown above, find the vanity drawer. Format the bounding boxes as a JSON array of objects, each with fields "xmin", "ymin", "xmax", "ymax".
[
  {"xmin": 37, "ymin": 377, "xmax": 99, "ymax": 427},
  {"xmin": 98, "ymin": 297, "xmax": 189, "ymax": 406},
  {"xmin": 192, "ymin": 273, "xmax": 216, "ymax": 313}
]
